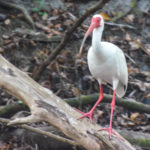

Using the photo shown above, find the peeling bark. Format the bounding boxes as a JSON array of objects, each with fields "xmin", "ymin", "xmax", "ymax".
[{"xmin": 0, "ymin": 55, "xmax": 135, "ymax": 150}]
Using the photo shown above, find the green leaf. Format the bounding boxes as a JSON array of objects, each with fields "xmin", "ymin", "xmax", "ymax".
[
  {"xmin": 40, "ymin": 1, "xmax": 45, "ymax": 7},
  {"xmin": 39, "ymin": 11, "xmax": 43, "ymax": 15},
  {"xmin": 130, "ymin": 0, "xmax": 136, "ymax": 8},
  {"xmin": 17, "ymin": 100, "xmax": 23, "ymax": 104},
  {"xmin": 32, "ymin": 7, "xmax": 39, "ymax": 12},
  {"xmin": 43, "ymin": 12, "xmax": 48, "ymax": 16},
  {"xmin": 115, "ymin": 11, "xmax": 120, "ymax": 17}
]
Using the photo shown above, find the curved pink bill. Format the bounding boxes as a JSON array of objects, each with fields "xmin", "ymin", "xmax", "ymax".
[{"xmin": 79, "ymin": 22, "xmax": 97, "ymax": 56}]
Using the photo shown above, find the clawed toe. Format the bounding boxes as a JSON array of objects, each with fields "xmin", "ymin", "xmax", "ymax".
[
  {"xmin": 74, "ymin": 108, "xmax": 86, "ymax": 115},
  {"xmin": 99, "ymin": 128, "xmax": 124, "ymax": 141},
  {"xmin": 74, "ymin": 108, "xmax": 93, "ymax": 122}
]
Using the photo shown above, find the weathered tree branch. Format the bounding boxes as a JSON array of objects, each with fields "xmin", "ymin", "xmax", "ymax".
[
  {"xmin": 1, "ymin": 117, "xmax": 148, "ymax": 149},
  {"xmin": 0, "ymin": 55, "xmax": 135, "ymax": 150},
  {"xmin": 1, "ymin": 118, "xmax": 150, "ymax": 148},
  {"xmin": 33, "ymin": 0, "xmax": 110, "ymax": 81},
  {"xmin": 0, "ymin": 118, "xmax": 78, "ymax": 146},
  {"xmin": 65, "ymin": 94, "xmax": 150, "ymax": 114}
]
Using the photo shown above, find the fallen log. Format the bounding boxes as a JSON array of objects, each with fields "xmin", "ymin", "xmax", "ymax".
[
  {"xmin": 1, "ymin": 92, "xmax": 149, "ymax": 118},
  {"xmin": 0, "ymin": 55, "xmax": 135, "ymax": 150},
  {"xmin": 65, "ymin": 94, "xmax": 150, "ymax": 114}
]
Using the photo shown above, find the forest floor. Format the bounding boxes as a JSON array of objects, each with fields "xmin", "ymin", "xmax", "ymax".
[{"xmin": 0, "ymin": 0, "xmax": 150, "ymax": 150}]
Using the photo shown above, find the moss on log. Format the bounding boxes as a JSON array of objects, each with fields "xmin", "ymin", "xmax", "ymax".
[{"xmin": 65, "ymin": 93, "xmax": 150, "ymax": 113}]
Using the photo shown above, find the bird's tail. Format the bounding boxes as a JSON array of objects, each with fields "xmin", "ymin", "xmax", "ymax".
[{"xmin": 116, "ymin": 81, "xmax": 127, "ymax": 98}]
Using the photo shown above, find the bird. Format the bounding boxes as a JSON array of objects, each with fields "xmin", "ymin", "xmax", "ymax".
[{"xmin": 75, "ymin": 14, "xmax": 128, "ymax": 139}]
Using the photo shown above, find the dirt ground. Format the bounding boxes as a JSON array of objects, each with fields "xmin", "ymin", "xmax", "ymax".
[{"xmin": 0, "ymin": 0, "xmax": 150, "ymax": 149}]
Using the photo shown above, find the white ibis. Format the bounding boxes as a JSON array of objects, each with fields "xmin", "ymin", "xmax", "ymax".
[{"xmin": 75, "ymin": 14, "xmax": 128, "ymax": 139}]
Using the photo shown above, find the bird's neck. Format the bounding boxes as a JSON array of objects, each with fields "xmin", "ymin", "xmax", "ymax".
[{"xmin": 92, "ymin": 27, "xmax": 103, "ymax": 53}]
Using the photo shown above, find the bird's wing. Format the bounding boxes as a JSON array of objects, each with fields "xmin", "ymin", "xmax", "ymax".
[{"xmin": 115, "ymin": 49, "xmax": 128, "ymax": 97}]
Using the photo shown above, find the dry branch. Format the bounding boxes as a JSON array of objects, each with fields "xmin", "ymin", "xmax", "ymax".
[
  {"xmin": 0, "ymin": 55, "xmax": 135, "ymax": 150},
  {"xmin": 33, "ymin": 0, "xmax": 110, "ymax": 81},
  {"xmin": 0, "ymin": 1, "xmax": 34, "ymax": 28},
  {"xmin": 110, "ymin": 0, "xmax": 137, "ymax": 22},
  {"xmin": 1, "ymin": 117, "xmax": 148, "ymax": 148},
  {"xmin": 105, "ymin": 22, "xmax": 136, "ymax": 30},
  {"xmin": 0, "ymin": 118, "xmax": 77, "ymax": 146}
]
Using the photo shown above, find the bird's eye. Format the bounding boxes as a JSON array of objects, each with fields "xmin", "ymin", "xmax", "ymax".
[{"xmin": 98, "ymin": 18, "xmax": 101, "ymax": 22}]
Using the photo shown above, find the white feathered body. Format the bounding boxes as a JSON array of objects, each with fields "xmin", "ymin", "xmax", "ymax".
[{"xmin": 88, "ymin": 41, "xmax": 128, "ymax": 97}]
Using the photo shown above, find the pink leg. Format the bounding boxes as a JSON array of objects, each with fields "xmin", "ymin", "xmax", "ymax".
[
  {"xmin": 109, "ymin": 90, "xmax": 116, "ymax": 138},
  {"xmin": 99, "ymin": 90, "xmax": 124, "ymax": 140},
  {"xmin": 74, "ymin": 85, "xmax": 103, "ymax": 122}
]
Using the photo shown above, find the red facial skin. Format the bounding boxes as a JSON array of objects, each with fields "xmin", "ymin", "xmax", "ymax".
[
  {"xmin": 91, "ymin": 17, "xmax": 101, "ymax": 28},
  {"xmin": 87, "ymin": 17, "xmax": 101, "ymax": 36}
]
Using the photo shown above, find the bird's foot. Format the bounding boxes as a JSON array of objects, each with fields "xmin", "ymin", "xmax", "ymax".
[
  {"xmin": 99, "ymin": 127, "xmax": 124, "ymax": 141},
  {"xmin": 74, "ymin": 108, "xmax": 93, "ymax": 122}
]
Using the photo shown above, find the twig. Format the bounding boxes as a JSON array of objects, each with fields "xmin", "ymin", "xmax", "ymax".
[
  {"xmin": 67, "ymin": 12, "xmax": 136, "ymax": 30},
  {"xmin": 33, "ymin": 0, "xmax": 110, "ymax": 81},
  {"xmin": 24, "ymin": 36, "xmax": 61, "ymax": 43},
  {"xmin": 13, "ymin": 28, "xmax": 61, "ymax": 42},
  {"xmin": 141, "ymin": 16, "xmax": 146, "ymax": 40},
  {"xmin": 111, "ymin": 0, "xmax": 137, "ymax": 22},
  {"xmin": 124, "ymin": 53, "xmax": 136, "ymax": 64},
  {"xmin": 0, "ymin": 1, "xmax": 34, "ymax": 28},
  {"xmin": 105, "ymin": 22, "xmax": 136, "ymax": 30},
  {"xmin": 111, "ymin": 12, "xmax": 129, "ymax": 22},
  {"xmin": 0, "ymin": 118, "xmax": 78, "ymax": 146}
]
